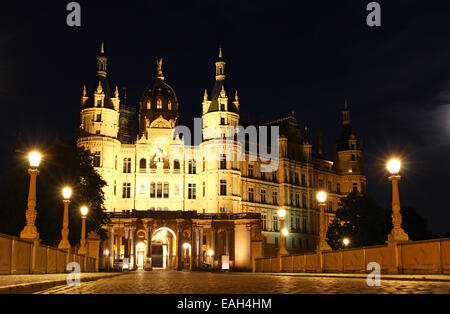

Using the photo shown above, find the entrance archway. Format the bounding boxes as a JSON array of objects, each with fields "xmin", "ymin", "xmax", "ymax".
[{"xmin": 151, "ymin": 227, "xmax": 176, "ymax": 269}]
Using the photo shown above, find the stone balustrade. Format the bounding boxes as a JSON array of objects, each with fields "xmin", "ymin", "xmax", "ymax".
[
  {"xmin": 254, "ymin": 238, "xmax": 450, "ymax": 274},
  {"xmin": 0, "ymin": 233, "xmax": 97, "ymax": 275}
]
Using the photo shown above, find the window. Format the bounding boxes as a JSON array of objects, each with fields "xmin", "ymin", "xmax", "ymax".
[
  {"xmin": 188, "ymin": 159, "xmax": 196, "ymax": 174},
  {"xmin": 248, "ymin": 164, "xmax": 254, "ymax": 177},
  {"xmin": 294, "ymin": 172, "xmax": 299, "ymax": 184},
  {"xmin": 168, "ymin": 101, "xmax": 172, "ymax": 110},
  {"xmin": 290, "ymin": 192, "xmax": 294, "ymax": 205},
  {"xmin": 302, "ymin": 193, "xmax": 307, "ymax": 208},
  {"xmin": 163, "ymin": 182, "xmax": 169, "ymax": 198},
  {"xmin": 220, "ymin": 117, "xmax": 225, "ymax": 125},
  {"xmin": 328, "ymin": 200, "xmax": 333, "ymax": 212},
  {"xmin": 337, "ymin": 183, "xmax": 341, "ymax": 194},
  {"xmin": 203, "ymin": 181, "xmax": 206, "ymax": 197},
  {"xmin": 147, "ymin": 101, "xmax": 151, "ymax": 109},
  {"xmin": 157, "ymin": 182, "xmax": 162, "ymax": 198},
  {"xmin": 272, "ymin": 171, "xmax": 277, "ymax": 182},
  {"xmin": 220, "ymin": 103, "xmax": 225, "ymax": 111},
  {"xmin": 93, "ymin": 152, "xmax": 101, "ymax": 167},
  {"xmin": 123, "ymin": 158, "xmax": 131, "ymax": 173},
  {"xmin": 220, "ymin": 207, "xmax": 226, "ymax": 213},
  {"xmin": 303, "ymin": 218, "xmax": 307, "ymax": 233},
  {"xmin": 96, "ymin": 114, "xmax": 102, "ymax": 122},
  {"xmin": 261, "ymin": 214, "xmax": 267, "ymax": 230},
  {"xmin": 351, "ymin": 154, "xmax": 356, "ymax": 161},
  {"xmin": 122, "ymin": 183, "xmax": 131, "ymax": 198},
  {"xmin": 291, "ymin": 238, "xmax": 295, "ymax": 249},
  {"xmin": 140, "ymin": 158, "xmax": 146, "ymax": 171},
  {"xmin": 353, "ymin": 183, "xmax": 358, "ymax": 192},
  {"xmin": 220, "ymin": 154, "xmax": 226, "ymax": 169},
  {"xmin": 273, "ymin": 216, "xmax": 278, "ymax": 231},
  {"xmin": 150, "ymin": 182, "xmax": 156, "ymax": 198},
  {"xmin": 248, "ymin": 187, "xmax": 254, "ymax": 202},
  {"xmin": 328, "ymin": 181, "xmax": 332, "ymax": 192},
  {"xmin": 295, "ymin": 193, "xmax": 300, "ymax": 207},
  {"xmin": 272, "ymin": 191, "xmax": 278, "ymax": 205},
  {"xmin": 157, "ymin": 98, "xmax": 162, "ymax": 109},
  {"xmin": 96, "ymin": 99, "xmax": 102, "ymax": 106},
  {"xmin": 318, "ymin": 179, "xmax": 323, "ymax": 188},
  {"xmin": 301, "ymin": 173, "xmax": 306, "ymax": 186},
  {"xmin": 296, "ymin": 217, "xmax": 300, "ymax": 230},
  {"xmin": 174, "ymin": 159, "xmax": 180, "ymax": 170},
  {"xmin": 261, "ymin": 189, "xmax": 266, "ymax": 204},
  {"xmin": 188, "ymin": 183, "xmax": 196, "ymax": 199},
  {"xmin": 115, "ymin": 155, "xmax": 117, "ymax": 170},
  {"xmin": 289, "ymin": 171, "xmax": 294, "ymax": 183},
  {"xmin": 220, "ymin": 180, "xmax": 227, "ymax": 196}
]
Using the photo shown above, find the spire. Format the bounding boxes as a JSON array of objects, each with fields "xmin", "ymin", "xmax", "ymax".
[
  {"xmin": 204, "ymin": 89, "xmax": 208, "ymax": 100},
  {"xmin": 219, "ymin": 46, "xmax": 223, "ymax": 59},
  {"xmin": 215, "ymin": 47, "xmax": 226, "ymax": 80},
  {"xmin": 234, "ymin": 90, "xmax": 238, "ymax": 101},
  {"xmin": 96, "ymin": 81, "xmax": 103, "ymax": 94},
  {"xmin": 342, "ymin": 99, "xmax": 350, "ymax": 125},
  {"xmin": 97, "ymin": 41, "xmax": 107, "ymax": 77},
  {"xmin": 156, "ymin": 57, "xmax": 164, "ymax": 80},
  {"xmin": 82, "ymin": 84, "xmax": 86, "ymax": 97},
  {"xmin": 220, "ymin": 85, "xmax": 227, "ymax": 97},
  {"xmin": 114, "ymin": 86, "xmax": 119, "ymax": 98}
]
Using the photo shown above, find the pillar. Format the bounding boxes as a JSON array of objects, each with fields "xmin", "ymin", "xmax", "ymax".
[
  {"xmin": 211, "ymin": 227, "xmax": 216, "ymax": 268},
  {"xmin": 145, "ymin": 221, "xmax": 153, "ymax": 270},
  {"xmin": 130, "ymin": 226, "xmax": 135, "ymax": 269},
  {"xmin": 108, "ymin": 226, "xmax": 114, "ymax": 269},
  {"xmin": 176, "ymin": 220, "xmax": 183, "ymax": 270}
]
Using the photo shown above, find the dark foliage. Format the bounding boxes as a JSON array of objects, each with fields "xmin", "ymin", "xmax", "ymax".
[{"xmin": 0, "ymin": 138, "xmax": 109, "ymax": 246}]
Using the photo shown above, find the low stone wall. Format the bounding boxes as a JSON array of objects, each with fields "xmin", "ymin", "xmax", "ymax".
[
  {"xmin": 0, "ymin": 233, "xmax": 97, "ymax": 275},
  {"xmin": 254, "ymin": 238, "xmax": 450, "ymax": 274}
]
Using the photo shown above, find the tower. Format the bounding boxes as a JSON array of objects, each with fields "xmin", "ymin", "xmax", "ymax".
[
  {"xmin": 334, "ymin": 100, "xmax": 365, "ymax": 194},
  {"xmin": 202, "ymin": 47, "xmax": 240, "ymax": 140},
  {"xmin": 77, "ymin": 42, "xmax": 121, "ymax": 211}
]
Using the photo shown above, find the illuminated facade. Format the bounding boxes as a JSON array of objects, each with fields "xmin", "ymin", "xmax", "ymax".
[{"xmin": 77, "ymin": 44, "xmax": 366, "ymax": 271}]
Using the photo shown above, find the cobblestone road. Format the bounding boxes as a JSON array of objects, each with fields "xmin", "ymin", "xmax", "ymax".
[{"xmin": 35, "ymin": 270, "xmax": 450, "ymax": 294}]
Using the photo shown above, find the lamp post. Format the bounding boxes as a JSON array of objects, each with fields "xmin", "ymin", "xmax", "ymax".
[
  {"xmin": 20, "ymin": 151, "xmax": 42, "ymax": 241},
  {"xmin": 277, "ymin": 209, "xmax": 289, "ymax": 256},
  {"xmin": 79, "ymin": 206, "xmax": 88, "ymax": 255},
  {"xmin": 316, "ymin": 191, "xmax": 331, "ymax": 251},
  {"xmin": 387, "ymin": 159, "xmax": 409, "ymax": 242},
  {"xmin": 58, "ymin": 187, "xmax": 72, "ymax": 250}
]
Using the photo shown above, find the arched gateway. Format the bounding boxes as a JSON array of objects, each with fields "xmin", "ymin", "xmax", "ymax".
[{"xmin": 103, "ymin": 210, "xmax": 263, "ymax": 271}]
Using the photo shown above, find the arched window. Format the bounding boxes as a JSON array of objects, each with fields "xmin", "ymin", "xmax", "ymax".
[
  {"xmin": 174, "ymin": 159, "xmax": 180, "ymax": 170},
  {"xmin": 168, "ymin": 101, "xmax": 172, "ymax": 110},
  {"xmin": 157, "ymin": 182, "xmax": 162, "ymax": 198},
  {"xmin": 157, "ymin": 99, "xmax": 162, "ymax": 109},
  {"xmin": 147, "ymin": 100, "xmax": 151, "ymax": 109},
  {"xmin": 140, "ymin": 158, "xmax": 146, "ymax": 171}
]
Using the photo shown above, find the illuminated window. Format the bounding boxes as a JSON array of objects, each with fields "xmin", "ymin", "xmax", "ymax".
[
  {"xmin": 220, "ymin": 180, "xmax": 227, "ymax": 196},
  {"xmin": 188, "ymin": 183, "xmax": 196, "ymax": 199},
  {"xmin": 272, "ymin": 191, "xmax": 278, "ymax": 205},
  {"xmin": 188, "ymin": 159, "xmax": 196, "ymax": 174},
  {"xmin": 261, "ymin": 189, "xmax": 266, "ymax": 204},
  {"xmin": 150, "ymin": 182, "xmax": 155, "ymax": 198},
  {"xmin": 168, "ymin": 101, "xmax": 172, "ymax": 110},
  {"xmin": 157, "ymin": 99, "xmax": 162, "ymax": 109},
  {"xmin": 93, "ymin": 152, "xmax": 101, "ymax": 167},
  {"xmin": 163, "ymin": 182, "xmax": 169, "ymax": 198},
  {"xmin": 122, "ymin": 183, "xmax": 131, "ymax": 199},
  {"xmin": 248, "ymin": 187, "xmax": 254, "ymax": 202},
  {"xmin": 147, "ymin": 101, "xmax": 151, "ymax": 109},
  {"xmin": 123, "ymin": 158, "xmax": 131, "ymax": 173},
  {"xmin": 157, "ymin": 182, "xmax": 162, "ymax": 198}
]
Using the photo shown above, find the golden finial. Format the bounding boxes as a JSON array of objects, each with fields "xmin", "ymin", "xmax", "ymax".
[
  {"xmin": 115, "ymin": 86, "xmax": 119, "ymax": 98},
  {"xmin": 220, "ymin": 85, "xmax": 226, "ymax": 97},
  {"xmin": 101, "ymin": 41, "xmax": 104, "ymax": 54},
  {"xmin": 156, "ymin": 57, "xmax": 164, "ymax": 78},
  {"xmin": 219, "ymin": 46, "xmax": 223, "ymax": 59},
  {"xmin": 204, "ymin": 89, "xmax": 208, "ymax": 100},
  {"xmin": 96, "ymin": 81, "xmax": 103, "ymax": 93},
  {"xmin": 82, "ymin": 84, "xmax": 86, "ymax": 97},
  {"xmin": 235, "ymin": 90, "xmax": 239, "ymax": 101}
]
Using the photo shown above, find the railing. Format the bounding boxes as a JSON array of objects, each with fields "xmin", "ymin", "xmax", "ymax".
[
  {"xmin": 254, "ymin": 237, "xmax": 450, "ymax": 274},
  {"xmin": 108, "ymin": 210, "xmax": 261, "ymax": 221},
  {"xmin": 0, "ymin": 233, "xmax": 97, "ymax": 275}
]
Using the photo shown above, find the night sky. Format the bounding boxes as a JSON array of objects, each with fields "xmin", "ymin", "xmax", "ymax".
[{"xmin": 1, "ymin": 1, "xmax": 449, "ymax": 235}]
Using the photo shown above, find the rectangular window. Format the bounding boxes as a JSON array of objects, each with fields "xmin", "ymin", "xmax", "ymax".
[
  {"xmin": 219, "ymin": 207, "xmax": 226, "ymax": 213},
  {"xmin": 273, "ymin": 216, "xmax": 278, "ymax": 231},
  {"xmin": 96, "ymin": 113, "xmax": 102, "ymax": 122},
  {"xmin": 150, "ymin": 182, "xmax": 155, "ymax": 198},
  {"xmin": 294, "ymin": 172, "xmax": 299, "ymax": 185},
  {"xmin": 188, "ymin": 159, "xmax": 196, "ymax": 174},
  {"xmin": 353, "ymin": 183, "xmax": 358, "ymax": 192},
  {"xmin": 248, "ymin": 164, "xmax": 254, "ymax": 178},
  {"xmin": 220, "ymin": 180, "xmax": 227, "ymax": 196},
  {"xmin": 157, "ymin": 182, "xmax": 162, "ymax": 198},
  {"xmin": 261, "ymin": 189, "xmax": 266, "ymax": 204},
  {"xmin": 93, "ymin": 152, "xmax": 101, "ymax": 167},
  {"xmin": 337, "ymin": 183, "xmax": 341, "ymax": 194},
  {"xmin": 328, "ymin": 181, "xmax": 332, "ymax": 192},
  {"xmin": 291, "ymin": 238, "xmax": 295, "ymax": 249},
  {"xmin": 301, "ymin": 173, "xmax": 306, "ymax": 186},
  {"xmin": 303, "ymin": 218, "xmax": 307, "ymax": 233},
  {"xmin": 122, "ymin": 183, "xmax": 131, "ymax": 199},
  {"xmin": 220, "ymin": 154, "xmax": 227, "ymax": 169},
  {"xmin": 114, "ymin": 181, "xmax": 116, "ymax": 196},
  {"xmin": 302, "ymin": 193, "xmax": 307, "ymax": 208},
  {"xmin": 272, "ymin": 171, "xmax": 277, "ymax": 182},
  {"xmin": 248, "ymin": 187, "xmax": 254, "ymax": 202},
  {"xmin": 123, "ymin": 158, "xmax": 131, "ymax": 173},
  {"xmin": 272, "ymin": 191, "xmax": 278, "ymax": 205},
  {"xmin": 296, "ymin": 217, "xmax": 300, "ymax": 230},
  {"xmin": 261, "ymin": 214, "xmax": 267, "ymax": 231},
  {"xmin": 188, "ymin": 183, "xmax": 196, "ymax": 199},
  {"xmin": 318, "ymin": 179, "xmax": 323, "ymax": 188},
  {"xmin": 220, "ymin": 117, "xmax": 226, "ymax": 125},
  {"xmin": 295, "ymin": 193, "xmax": 300, "ymax": 207},
  {"xmin": 163, "ymin": 182, "xmax": 169, "ymax": 198}
]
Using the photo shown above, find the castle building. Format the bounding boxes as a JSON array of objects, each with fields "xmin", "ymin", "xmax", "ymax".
[{"xmin": 77, "ymin": 44, "xmax": 366, "ymax": 271}]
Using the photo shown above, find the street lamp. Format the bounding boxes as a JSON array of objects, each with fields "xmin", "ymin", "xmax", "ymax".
[
  {"xmin": 316, "ymin": 191, "xmax": 331, "ymax": 251},
  {"xmin": 58, "ymin": 187, "xmax": 72, "ymax": 250},
  {"xmin": 20, "ymin": 151, "xmax": 42, "ymax": 240},
  {"xmin": 386, "ymin": 159, "xmax": 409, "ymax": 243},
  {"xmin": 277, "ymin": 209, "xmax": 289, "ymax": 256},
  {"xmin": 79, "ymin": 206, "xmax": 88, "ymax": 255},
  {"xmin": 343, "ymin": 238, "xmax": 350, "ymax": 248}
]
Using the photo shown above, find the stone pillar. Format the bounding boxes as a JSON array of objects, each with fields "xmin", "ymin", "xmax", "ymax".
[
  {"xmin": 108, "ymin": 226, "xmax": 114, "ymax": 269},
  {"xmin": 145, "ymin": 221, "xmax": 153, "ymax": 271},
  {"xmin": 387, "ymin": 174, "xmax": 409, "ymax": 243},
  {"xmin": 130, "ymin": 226, "xmax": 136, "ymax": 269},
  {"xmin": 211, "ymin": 227, "xmax": 216, "ymax": 268},
  {"xmin": 124, "ymin": 227, "xmax": 130, "ymax": 258},
  {"xmin": 190, "ymin": 225, "xmax": 196, "ymax": 270},
  {"xmin": 198, "ymin": 226, "xmax": 204, "ymax": 266},
  {"xmin": 225, "ymin": 229, "xmax": 229, "ymax": 256},
  {"xmin": 176, "ymin": 220, "xmax": 183, "ymax": 270}
]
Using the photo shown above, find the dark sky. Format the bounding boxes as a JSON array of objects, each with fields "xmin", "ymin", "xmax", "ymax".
[{"xmin": 1, "ymin": 1, "xmax": 450, "ymax": 235}]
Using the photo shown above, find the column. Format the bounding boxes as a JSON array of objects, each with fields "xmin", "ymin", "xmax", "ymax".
[
  {"xmin": 108, "ymin": 226, "xmax": 114, "ymax": 269},
  {"xmin": 146, "ymin": 221, "xmax": 153, "ymax": 270},
  {"xmin": 190, "ymin": 225, "xmax": 196, "ymax": 270},
  {"xmin": 176, "ymin": 220, "xmax": 183, "ymax": 270},
  {"xmin": 130, "ymin": 226, "xmax": 135, "ymax": 269},
  {"xmin": 225, "ymin": 229, "xmax": 229, "ymax": 256},
  {"xmin": 211, "ymin": 227, "xmax": 216, "ymax": 268},
  {"xmin": 198, "ymin": 226, "xmax": 203, "ymax": 266},
  {"xmin": 124, "ymin": 227, "xmax": 130, "ymax": 259}
]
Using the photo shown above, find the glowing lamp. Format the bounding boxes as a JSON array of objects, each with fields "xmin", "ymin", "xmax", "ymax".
[
  {"xmin": 28, "ymin": 151, "xmax": 41, "ymax": 168},
  {"xmin": 387, "ymin": 159, "xmax": 401, "ymax": 174},
  {"xmin": 80, "ymin": 206, "xmax": 88, "ymax": 217},
  {"xmin": 62, "ymin": 187, "xmax": 72, "ymax": 200},
  {"xmin": 208, "ymin": 249, "xmax": 214, "ymax": 257},
  {"xmin": 343, "ymin": 238, "xmax": 350, "ymax": 246},
  {"xmin": 281, "ymin": 228, "xmax": 288, "ymax": 237},
  {"xmin": 104, "ymin": 249, "xmax": 109, "ymax": 256},
  {"xmin": 277, "ymin": 209, "xmax": 286, "ymax": 218},
  {"xmin": 316, "ymin": 191, "xmax": 327, "ymax": 203}
]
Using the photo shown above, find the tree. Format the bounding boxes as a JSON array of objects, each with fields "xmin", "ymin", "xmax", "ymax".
[
  {"xmin": 0, "ymin": 138, "xmax": 109, "ymax": 247},
  {"xmin": 326, "ymin": 192, "xmax": 391, "ymax": 250},
  {"xmin": 399, "ymin": 206, "xmax": 435, "ymax": 241}
]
